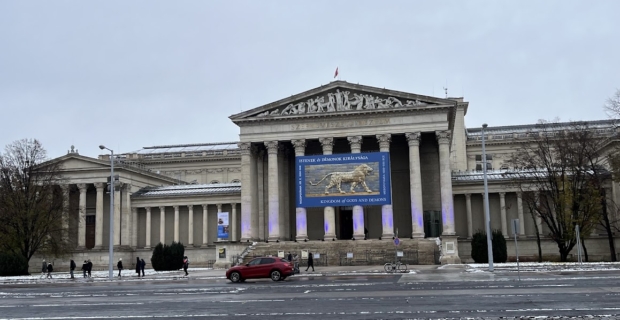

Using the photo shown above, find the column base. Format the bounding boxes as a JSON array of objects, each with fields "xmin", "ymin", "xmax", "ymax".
[
  {"xmin": 93, "ymin": 245, "xmax": 103, "ymax": 250},
  {"xmin": 323, "ymin": 234, "xmax": 336, "ymax": 241},
  {"xmin": 200, "ymin": 243, "xmax": 209, "ymax": 248},
  {"xmin": 439, "ymin": 235, "xmax": 461, "ymax": 265},
  {"xmin": 268, "ymin": 236, "xmax": 280, "ymax": 242},
  {"xmin": 411, "ymin": 232, "xmax": 425, "ymax": 238},
  {"xmin": 352, "ymin": 233, "xmax": 365, "ymax": 240},
  {"xmin": 382, "ymin": 233, "xmax": 395, "ymax": 239},
  {"xmin": 296, "ymin": 235, "xmax": 308, "ymax": 241},
  {"xmin": 144, "ymin": 246, "xmax": 151, "ymax": 250}
]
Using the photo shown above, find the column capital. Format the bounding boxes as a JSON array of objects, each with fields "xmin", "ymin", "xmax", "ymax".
[
  {"xmin": 216, "ymin": 203, "xmax": 222, "ymax": 210},
  {"xmin": 124, "ymin": 183, "xmax": 132, "ymax": 191},
  {"xmin": 376, "ymin": 134, "xmax": 391, "ymax": 150},
  {"xmin": 465, "ymin": 193, "xmax": 471, "ymax": 200},
  {"xmin": 94, "ymin": 182, "xmax": 105, "ymax": 189},
  {"xmin": 436, "ymin": 131, "xmax": 451, "ymax": 145},
  {"xmin": 405, "ymin": 132, "xmax": 421, "ymax": 147},
  {"xmin": 77, "ymin": 183, "xmax": 88, "ymax": 192},
  {"xmin": 238, "ymin": 142, "xmax": 251, "ymax": 155},
  {"xmin": 347, "ymin": 135, "xmax": 363, "ymax": 151},
  {"xmin": 145, "ymin": 207, "xmax": 151, "ymax": 212},
  {"xmin": 173, "ymin": 205, "xmax": 179, "ymax": 210},
  {"xmin": 202, "ymin": 204, "xmax": 208, "ymax": 210},
  {"xmin": 291, "ymin": 139, "xmax": 306, "ymax": 156},
  {"xmin": 265, "ymin": 141, "xmax": 279, "ymax": 154},
  {"xmin": 131, "ymin": 207, "xmax": 138, "ymax": 213},
  {"xmin": 231, "ymin": 202, "xmax": 237, "ymax": 207},
  {"xmin": 187, "ymin": 204, "xmax": 194, "ymax": 210},
  {"xmin": 516, "ymin": 191, "xmax": 522, "ymax": 199},
  {"xmin": 499, "ymin": 192, "xmax": 506, "ymax": 197},
  {"xmin": 159, "ymin": 206, "xmax": 166, "ymax": 211},
  {"xmin": 319, "ymin": 137, "xmax": 334, "ymax": 154}
]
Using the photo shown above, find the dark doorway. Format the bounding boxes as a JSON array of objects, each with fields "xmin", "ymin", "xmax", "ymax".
[
  {"xmin": 423, "ymin": 210, "xmax": 443, "ymax": 238},
  {"xmin": 85, "ymin": 215, "xmax": 95, "ymax": 249},
  {"xmin": 339, "ymin": 209, "xmax": 353, "ymax": 240}
]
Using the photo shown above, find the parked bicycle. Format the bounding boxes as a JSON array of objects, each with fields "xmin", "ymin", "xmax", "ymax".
[{"xmin": 384, "ymin": 260, "xmax": 407, "ymax": 273}]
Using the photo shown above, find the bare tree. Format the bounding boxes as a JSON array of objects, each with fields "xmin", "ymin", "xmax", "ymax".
[
  {"xmin": 0, "ymin": 139, "xmax": 75, "ymax": 265},
  {"xmin": 506, "ymin": 121, "xmax": 609, "ymax": 262},
  {"xmin": 604, "ymin": 89, "xmax": 620, "ymax": 119}
]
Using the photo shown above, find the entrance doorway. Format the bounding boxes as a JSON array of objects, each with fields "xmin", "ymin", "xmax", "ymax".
[
  {"xmin": 339, "ymin": 208, "xmax": 353, "ymax": 240},
  {"xmin": 85, "ymin": 215, "xmax": 95, "ymax": 249}
]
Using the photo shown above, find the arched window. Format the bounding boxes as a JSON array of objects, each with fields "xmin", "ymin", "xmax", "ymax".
[
  {"xmin": 231, "ymin": 179, "xmax": 240, "ymax": 183},
  {"xmin": 209, "ymin": 180, "xmax": 220, "ymax": 184}
]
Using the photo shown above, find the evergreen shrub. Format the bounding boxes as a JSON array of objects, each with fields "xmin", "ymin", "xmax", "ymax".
[
  {"xmin": 470, "ymin": 229, "xmax": 508, "ymax": 263},
  {"xmin": 0, "ymin": 252, "xmax": 29, "ymax": 276},
  {"xmin": 151, "ymin": 242, "xmax": 185, "ymax": 271}
]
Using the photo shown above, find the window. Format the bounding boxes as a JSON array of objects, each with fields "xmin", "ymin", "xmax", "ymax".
[
  {"xmin": 231, "ymin": 179, "xmax": 240, "ymax": 183},
  {"xmin": 475, "ymin": 154, "xmax": 493, "ymax": 171},
  {"xmin": 260, "ymin": 258, "xmax": 275, "ymax": 265},
  {"xmin": 248, "ymin": 258, "xmax": 261, "ymax": 266},
  {"xmin": 209, "ymin": 180, "xmax": 220, "ymax": 184}
]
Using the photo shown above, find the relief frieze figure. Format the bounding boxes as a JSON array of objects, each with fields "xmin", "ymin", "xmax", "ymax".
[{"xmin": 256, "ymin": 90, "xmax": 428, "ymax": 118}]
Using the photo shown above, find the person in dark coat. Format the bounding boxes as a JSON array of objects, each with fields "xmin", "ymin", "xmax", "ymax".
[
  {"xmin": 81, "ymin": 260, "xmax": 88, "ymax": 278},
  {"xmin": 46, "ymin": 263, "xmax": 53, "ymax": 279},
  {"xmin": 41, "ymin": 259, "xmax": 47, "ymax": 277},
  {"xmin": 182, "ymin": 256, "xmax": 189, "ymax": 276},
  {"xmin": 140, "ymin": 259, "xmax": 146, "ymax": 277},
  {"xmin": 117, "ymin": 258, "xmax": 123, "ymax": 277},
  {"xmin": 69, "ymin": 260, "xmax": 76, "ymax": 279},
  {"xmin": 305, "ymin": 252, "xmax": 314, "ymax": 272},
  {"xmin": 86, "ymin": 259, "xmax": 93, "ymax": 278},
  {"xmin": 136, "ymin": 257, "xmax": 141, "ymax": 277},
  {"xmin": 287, "ymin": 252, "xmax": 293, "ymax": 262}
]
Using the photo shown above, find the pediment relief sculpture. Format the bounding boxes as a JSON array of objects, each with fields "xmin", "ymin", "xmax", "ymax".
[{"xmin": 255, "ymin": 89, "xmax": 430, "ymax": 118}]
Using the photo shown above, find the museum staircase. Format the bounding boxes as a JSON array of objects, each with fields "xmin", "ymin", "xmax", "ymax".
[{"xmin": 238, "ymin": 238, "xmax": 440, "ymax": 266}]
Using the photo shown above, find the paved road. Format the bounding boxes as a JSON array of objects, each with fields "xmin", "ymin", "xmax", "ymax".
[{"xmin": 2, "ymin": 271, "xmax": 620, "ymax": 319}]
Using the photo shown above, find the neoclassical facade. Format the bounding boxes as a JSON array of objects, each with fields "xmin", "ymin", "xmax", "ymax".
[{"xmin": 43, "ymin": 81, "xmax": 620, "ymax": 269}]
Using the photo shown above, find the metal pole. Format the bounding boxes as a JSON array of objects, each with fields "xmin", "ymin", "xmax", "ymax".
[
  {"xmin": 482, "ymin": 123, "xmax": 494, "ymax": 271},
  {"xmin": 109, "ymin": 150, "xmax": 114, "ymax": 280},
  {"xmin": 513, "ymin": 224, "xmax": 520, "ymax": 281}
]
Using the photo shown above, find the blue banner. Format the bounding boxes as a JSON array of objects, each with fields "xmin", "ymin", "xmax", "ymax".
[{"xmin": 295, "ymin": 152, "xmax": 392, "ymax": 208}]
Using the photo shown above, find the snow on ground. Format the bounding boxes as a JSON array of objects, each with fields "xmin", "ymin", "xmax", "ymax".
[
  {"xmin": 464, "ymin": 261, "xmax": 620, "ymax": 273},
  {"xmin": 0, "ymin": 268, "xmax": 213, "ymax": 284}
]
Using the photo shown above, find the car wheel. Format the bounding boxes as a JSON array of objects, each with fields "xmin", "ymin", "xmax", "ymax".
[
  {"xmin": 230, "ymin": 272, "xmax": 241, "ymax": 283},
  {"xmin": 270, "ymin": 270, "xmax": 281, "ymax": 281}
]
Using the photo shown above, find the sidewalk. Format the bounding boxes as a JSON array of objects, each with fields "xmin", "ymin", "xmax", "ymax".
[{"xmin": 3, "ymin": 262, "xmax": 620, "ymax": 285}]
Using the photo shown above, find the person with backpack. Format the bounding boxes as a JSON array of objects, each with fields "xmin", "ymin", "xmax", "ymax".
[
  {"xmin": 182, "ymin": 256, "xmax": 189, "ymax": 276},
  {"xmin": 117, "ymin": 258, "xmax": 123, "ymax": 277},
  {"xmin": 46, "ymin": 262, "xmax": 53, "ymax": 279},
  {"xmin": 69, "ymin": 260, "xmax": 76, "ymax": 279}
]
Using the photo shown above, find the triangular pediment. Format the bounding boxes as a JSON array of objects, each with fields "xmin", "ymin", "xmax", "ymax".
[
  {"xmin": 43, "ymin": 154, "xmax": 111, "ymax": 171},
  {"xmin": 230, "ymin": 81, "xmax": 458, "ymax": 122}
]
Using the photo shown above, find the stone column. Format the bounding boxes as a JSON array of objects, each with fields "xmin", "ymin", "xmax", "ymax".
[
  {"xmin": 202, "ymin": 204, "xmax": 209, "ymax": 246},
  {"xmin": 159, "ymin": 206, "xmax": 166, "ymax": 244},
  {"xmin": 238, "ymin": 142, "xmax": 253, "ymax": 241},
  {"xmin": 216, "ymin": 203, "xmax": 223, "ymax": 240},
  {"xmin": 61, "ymin": 185, "xmax": 70, "ymax": 243},
  {"xmin": 188, "ymin": 205, "xmax": 194, "ymax": 246},
  {"xmin": 122, "ymin": 184, "xmax": 131, "ymax": 246},
  {"xmin": 266, "ymin": 141, "xmax": 280, "ymax": 241},
  {"xmin": 437, "ymin": 131, "xmax": 460, "ymax": 264},
  {"xmin": 145, "ymin": 207, "xmax": 151, "ymax": 249},
  {"xmin": 173, "ymin": 205, "xmax": 180, "ymax": 242},
  {"xmin": 405, "ymin": 132, "xmax": 425, "ymax": 238},
  {"xmin": 77, "ymin": 183, "xmax": 87, "ymax": 249},
  {"xmin": 436, "ymin": 131, "xmax": 455, "ymax": 235},
  {"xmin": 94, "ymin": 182, "xmax": 105, "ymax": 249},
  {"xmin": 465, "ymin": 193, "xmax": 473, "ymax": 238},
  {"xmin": 257, "ymin": 150, "xmax": 265, "ymax": 241},
  {"xmin": 347, "ymin": 136, "xmax": 365, "ymax": 240},
  {"xmin": 499, "ymin": 192, "xmax": 508, "ymax": 237},
  {"xmin": 292, "ymin": 139, "xmax": 308, "ymax": 241},
  {"xmin": 114, "ymin": 185, "xmax": 121, "ymax": 246},
  {"xmin": 231, "ymin": 203, "xmax": 237, "ymax": 242},
  {"xmin": 516, "ymin": 192, "xmax": 525, "ymax": 235},
  {"xmin": 131, "ymin": 207, "xmax": 138, "ymax": 248},
  {"xmin": 320, "ymin": 137, "xmax": 337, "ymax": 240},
  {"xmin": 377, "ymin": 134, "xmax": 394, "ymax": 239}
]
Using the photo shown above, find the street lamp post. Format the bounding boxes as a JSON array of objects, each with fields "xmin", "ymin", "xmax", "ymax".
[
  {"xmin": 99, "ymin": 145, "xmax": 115, "ymax": 280},
  {"xmin": 481, "ymin": 124, "xmax": 494, "ymax": 272}
]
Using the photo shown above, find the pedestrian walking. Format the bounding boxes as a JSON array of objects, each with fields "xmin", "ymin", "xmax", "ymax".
[
  {"xmin": 81, "ymin": 260, "xmax": 88, "ymax": 278},
  {"xmin": 46, "ymin": 262, "xmax": 53, "ymax": 279},
  {"xmin": 86, "ymin": 259, "xmax": 93, "ymax": 278},
  {"xmin": 117, "ymin": 258, "xmax": 123, "ymax": 277},
  {"xmin": 287, "ymin": 252, "xmax": 293, "ymax": 262},
  {"xmin": 69, "ymin": 260, "xmax": 76, "ymax": 279},
  {"xmin": 182, "ymin": 256, "xmax": 189, "ymax": 276},
  {"xmin": 135, "ymin": 257, "xmax": 141, "ymax": 277},
  {"xmin": 305, "ymin": 252, "xmax": 314, "ymax": 272},
  {"xmin": 140, "ymin": 259, "xmax": 146, "ymax": 277},
  {"xmin": 40, "ymin": 259, "xmax": 47, "ymax": 278}
]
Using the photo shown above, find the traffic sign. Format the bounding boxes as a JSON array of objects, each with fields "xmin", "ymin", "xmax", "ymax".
[{"xmin": 393, "ymin": 237, "xmax": 400, "ymax": 246}]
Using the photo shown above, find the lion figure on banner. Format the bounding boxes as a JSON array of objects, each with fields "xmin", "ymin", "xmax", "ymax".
[{"xmin": 309, "ymin": 164, "xmax": 374, "ymax": 195}]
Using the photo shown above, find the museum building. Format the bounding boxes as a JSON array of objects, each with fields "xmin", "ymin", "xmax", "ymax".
[{"xmin": 41, "ymin": 81, "xmax": 620, "ymax": 269}]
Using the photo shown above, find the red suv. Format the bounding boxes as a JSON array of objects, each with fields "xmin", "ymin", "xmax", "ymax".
[{"xmin": 226, "ymin": 257, "xmax": 294, "ymax": 283}]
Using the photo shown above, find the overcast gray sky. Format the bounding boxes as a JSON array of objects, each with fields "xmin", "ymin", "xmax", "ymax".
[{"xmin": 1, "ymin": 1, "xmax": 619, "ymax": 159}]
